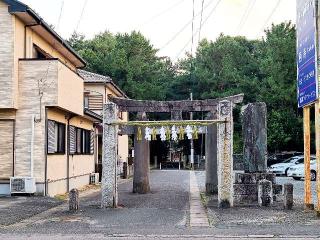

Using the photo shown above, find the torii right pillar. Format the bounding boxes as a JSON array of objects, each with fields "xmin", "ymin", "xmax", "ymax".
[{"xmin": 217, "ymin": 100, "xmax": 234, "ymax": 208}]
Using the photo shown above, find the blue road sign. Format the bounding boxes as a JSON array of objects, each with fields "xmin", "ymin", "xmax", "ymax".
[{"xmin": 297, "ymin": 0, "xmax": 318, "ymax": 108}]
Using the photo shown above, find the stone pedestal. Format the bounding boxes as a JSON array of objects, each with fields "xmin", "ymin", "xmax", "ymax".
[
  {"xmin": 233, "ymin": 172, "xmax": 279, "ymax": 205},
  {"xmin": 284, "ymin": 183, "xmax": 293, "ymax": 210},
  {"xmin": 242, "ymin": 103, "xmax": 267, "ymax": 173},
  {"xmin": 133, "ymin": 112, "xmax": 150, "ymax": 194},
  {"xmin": 101, "ymin": 103, "xmax": 118, "ymax": 208},
  {"xmin": 258, "ymin": 179, "xmax": 273, "ymax": 207},
  {"xmin": 217, "ymin": 100, "xmax": 233, "ymax": 208},
  {"xmin": 205, "ymin": 111, "xmax": 218, "ymax": 195}
]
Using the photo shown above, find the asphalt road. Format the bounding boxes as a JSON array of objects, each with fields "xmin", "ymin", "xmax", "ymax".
[{"xmin": 0, "ymin": 170, "xmax": 319, "ymax": 239}]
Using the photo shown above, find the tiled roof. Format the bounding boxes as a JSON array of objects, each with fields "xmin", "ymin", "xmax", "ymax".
[
  {"xmin": 78, "ymin": 69, "xmax": 112, "ymax": 83},
  {"xmin": 78, "ymin": 69, "xmax": 128, "ymax": 98}
]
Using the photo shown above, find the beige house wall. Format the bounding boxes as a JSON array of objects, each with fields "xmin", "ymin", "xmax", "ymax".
[
  {"xmin": 85, "ymin": 83, "xmax": 129, "ymax": 163},
  {"xmin": 57, "ymin": 61, "xmax": 84, "ymax": 116},
  {"xmin": 15, "ymin": 60, "xmax": 58, "ymax": 181},
  {"xmin": 0, "ymin": 2, "xmax": 97, "ymax": 196},
  {"xmin": 46, "ymin": 108, "xmax": 95, "ymax": 197},
  {"xmin": 0, "ymin": 1, "xmax": 15, "ymax": 108}
]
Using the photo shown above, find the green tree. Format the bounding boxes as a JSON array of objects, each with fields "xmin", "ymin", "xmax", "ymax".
[{"xmin": 68, "ymin": 31, "xmax": 174, "ymax": 100}]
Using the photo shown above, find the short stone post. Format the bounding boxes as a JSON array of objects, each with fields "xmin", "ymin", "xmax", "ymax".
[
  {"xmin": 101, "ymin": 103, "xmax": 118, "ymax": 208},
  {"xmin": 205, "ymin": 111, "xmax": 218, "ymax": 194},
  {"xmin": 69, "ymin": 188, "xmax": 79, "ymax": 212},
  {"xmin": 258, "ymin": 179, "xmax": 273, "ymax": 207},
  {"xmin": 133, "ymin": 112, "xmax": 150, "ymax": 194},
  {"xmin": 123, "ymin": 162, "xmax": 128, "ymax": 179},
  {"xmin": 217, "ymin": 100, "xmax": 234, "ymax": 208},
  {"xmin": 284, "ymin": 183, "xmax": 293, "ymax": 210},
  {"xmin": 242, "ymin": 103, "xmax": 267, "ymax": 173}
]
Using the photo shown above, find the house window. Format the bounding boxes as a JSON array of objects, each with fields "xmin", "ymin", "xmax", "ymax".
[
  {"xmin": 70, "ymin": 127, "xmax": 93, "ymax": 155},
  {"xmin": 47, "ymin": 120, "xmax": 66, "ymax": 154}
]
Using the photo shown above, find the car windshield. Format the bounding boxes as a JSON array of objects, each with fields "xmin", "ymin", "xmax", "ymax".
[{"xmin": 282, "ymin": 157, "xmax": 301, "ymax": 163}]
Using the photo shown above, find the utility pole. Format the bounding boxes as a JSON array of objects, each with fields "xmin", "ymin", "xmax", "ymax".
[{"xmin": 190, "ymin": 92, "xmax": 194, "ymax": 170}]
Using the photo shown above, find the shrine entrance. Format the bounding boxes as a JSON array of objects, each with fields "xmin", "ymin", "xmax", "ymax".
[{"xmin": 101, "ymin": 94, "xmax": 243, "ymax": 209}]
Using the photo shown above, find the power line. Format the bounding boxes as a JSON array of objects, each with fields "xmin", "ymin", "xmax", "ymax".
[
  {"xmin": 140, "ymin": 0, "xmax": 187, "ymax": 28},
  {"xmin": 198, "ymin": 0, "xmax": 205, "ymax": 42},
  {"xmin": 260, "ymin": 0, "xmax": 282, "ymax": 33},
  {"xmin": 190, "ymin": 0, "xmax": 196, "ymax": 57},
  {"xmin": 175, "ymin": 0, "xmax": 222, "ymax": 60},
  {"xmin": 235, "ymin": 0, "xmax": 256, "ymax": 35},
  {"xmin": 75, "ymin": 0, "xmax": 88, "ymax": 33},
  {"xmin": 159, "ymin": 0, "xmax": 216, "ymax": 51},
  {"xmin": 55, "ymin": 0, "xmax": 64, "ymax": 31}
]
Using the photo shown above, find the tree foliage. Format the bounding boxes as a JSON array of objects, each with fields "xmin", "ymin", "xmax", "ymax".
[{"xmin": 69, "ymin": 22, "xmax": 301, "ymax": 153}]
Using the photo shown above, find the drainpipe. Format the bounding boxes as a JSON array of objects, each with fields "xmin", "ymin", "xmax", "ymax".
[
  {"xmin": 30, "ymin": 114, "xmax": 35, "ymax": 178},
  {"xmin": 24, "ymin": 24, "xmax": 39, "ymax": 58},
  {"xmin": 44, "ymin": 107, "xmax": 48, "ymax": 196},
  {"xmin": 67, "ymin": 117, "xmax": 70, "ymax": 192}
]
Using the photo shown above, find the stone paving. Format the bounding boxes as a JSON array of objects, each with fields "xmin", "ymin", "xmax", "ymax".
[{"xmin": 189, "ymin": 171, "xmax": 209, "ymax": 227}]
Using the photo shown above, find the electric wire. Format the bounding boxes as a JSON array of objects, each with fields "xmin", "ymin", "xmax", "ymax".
[
  {"xmin": 190, "ymin": 0, "xmax": 196, "ymax": 57},
  {"xmin": 159, "ymin": 0, "xmax": 216, "ymax": 51},
  {"xmin": 75, "ymin": 0, "xmax": 88, "ymax": 33},
  {"xmin": 175, "ymin": 0, "xmax": 222, "ymax": 60},
  {"xmin": 140, "ymin": 0, "xmax": 187, "ymax": 28},
  {"xmin": 198, "ymin": 0, "xmax": 205, "ymax": 42},
  {"xmin": 236, "ymin": 0, "xmax": 256, "ymax": 35},
  {"xmin": 260, "ymin": 0, "xmax": 282, "ymax": 33}
]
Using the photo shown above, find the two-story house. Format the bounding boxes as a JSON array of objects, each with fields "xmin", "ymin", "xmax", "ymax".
[
  {"xmin": 79, "ymin": 70, "xmax": 129, "ymax": 180},
  {"xmin": 0, "ymin": 0, "xmax": 105, "ymax": 196}
]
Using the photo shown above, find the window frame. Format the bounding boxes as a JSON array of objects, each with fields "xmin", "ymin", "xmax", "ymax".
[
  {"xmin": 73, "ymin": 127, "xmax": 93, "ymax": 155},
  {"xmin": 47, "ymin": 120, "xmax": 66, "ymax": 154}
]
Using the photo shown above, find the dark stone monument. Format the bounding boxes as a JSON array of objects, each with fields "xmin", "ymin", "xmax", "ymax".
[
  {"xmin": 69, "ymin": 188, "xmax": 79, "ymax": 211},
  {"xmin": 284, "ymin": 183, "xmax": 293, "ymax": 210},
  {"xmin": 242, "ymin": 103, "xmax": 267, "ymax": 173}
]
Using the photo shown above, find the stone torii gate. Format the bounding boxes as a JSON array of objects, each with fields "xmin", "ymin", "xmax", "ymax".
[{"xmin": 101, "ymin": 94, "xmax": 244, "ymax": 209}]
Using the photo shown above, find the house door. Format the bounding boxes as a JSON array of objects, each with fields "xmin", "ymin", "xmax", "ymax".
[{"xmin": 0, "ymin": 120, "xmax": 14, "ymax": 179}]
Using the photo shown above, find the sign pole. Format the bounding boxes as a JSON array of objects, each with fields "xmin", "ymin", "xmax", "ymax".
[
  {"xmin": 315, "ymin": 101, "xmax": 320, "ymax": 215},
  {"xmin": 317, "ymin": 0, "xmax": 320, "ymax": 216},
  {"xmin": 304, "ymin": 106, "xmax": 313, "ymax": 209}
]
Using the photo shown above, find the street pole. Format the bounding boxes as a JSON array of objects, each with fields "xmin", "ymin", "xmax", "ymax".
[{"xmin": 190, "ymin": 92, "xmax": 194, "ymax": 170}]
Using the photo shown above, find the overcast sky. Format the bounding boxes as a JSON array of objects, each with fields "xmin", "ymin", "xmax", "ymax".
[{"xmin": 21, "ymin": 0, "xmax": 296, "ymax": 60}]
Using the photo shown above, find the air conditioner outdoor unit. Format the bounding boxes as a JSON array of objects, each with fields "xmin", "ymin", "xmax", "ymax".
[
  {"xmin": 89, "ymin": 173, "xmax": 99, "ymax": 185},
  {"xmin": 10, "ymin": 177, "xmax": 36, "ymax": 194}
]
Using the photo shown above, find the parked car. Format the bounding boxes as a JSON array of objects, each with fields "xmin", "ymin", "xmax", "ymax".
[
  {"xmin": 287, "ymin": 159, "xmax": 317, "ymax": 181},
  {"xmin": 267, "ymin": 151, "xmax": 303, "ymax": 166},
  {"xmin": 268, "ymin": 155, "xmax": 314, "ymax": 176}
]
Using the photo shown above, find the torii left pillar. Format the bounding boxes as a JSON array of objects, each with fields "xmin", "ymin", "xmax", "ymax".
[
  {"xmin": 101, "ymin": 102, "xmax": 118, "ymax": 208},
  {"xmin": 133, "ymin": 112, "xmax": 150, "ymax": 194}
]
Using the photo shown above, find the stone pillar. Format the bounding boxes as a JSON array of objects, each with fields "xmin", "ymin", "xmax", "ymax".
[
  {"xmin": 205, "ymin": 110, "xmax": 218, "ymax": 194},
  {"xmin": 258, "ymin": 179, "xmax": 273, "ymax": 207},
  {"xmin": 123, "ymin": 162, "xmax": 128, "ymax": 179},
  {"xmin": 133, "ymin": 112, "xmax": 150, "ymax": 194},
  {"xmin": 284, "ymin": 183, "xmax": 293, "ymax": 210},
  {"xmin": 242, "ymin": 103, "xmax": 267, "ymax": 173},
  {"xmin": 69, "ymin": 188, "xmax": 79, "ymax": 211},
  {"xmin": 101, "ymin": 103, "xmax": 118, "ymax": 208},
  {"xmin": 217, "ymin": 100, "xmax": 234, "ymax": 208}
]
